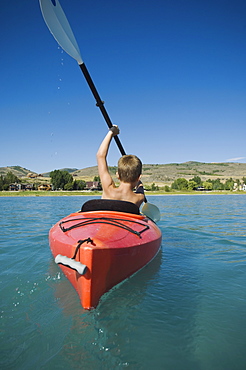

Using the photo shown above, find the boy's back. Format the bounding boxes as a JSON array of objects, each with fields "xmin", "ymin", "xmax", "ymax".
[{"xmin": 96, "ymin": 126, "xmax": 145, "ymax": 208}]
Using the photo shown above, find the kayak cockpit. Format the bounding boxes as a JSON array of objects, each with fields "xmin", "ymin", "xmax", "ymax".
[{"xmin": 80, "ymin": 199, "xmax": 140, "ymax": 215}]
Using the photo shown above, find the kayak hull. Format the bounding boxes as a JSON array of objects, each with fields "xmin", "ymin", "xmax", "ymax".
[{"xmin": 49, "ymin": 208, "xmax": 162, "ymax": 309}]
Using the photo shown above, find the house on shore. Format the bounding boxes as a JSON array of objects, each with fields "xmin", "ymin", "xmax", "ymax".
[
  {"xmin": 9, "ymin": 183, "xmax": 34, "ymax": 191},
  {"xmin": 38, "ymin": 184, "xmax": 51, "ymax": 191},
  {"xmin": 85, "ymin": 181, "xmax": 101, "ymax": 191},
  {"xmin": 27, "ymin": 173, "xmax": 38, "ymax": 178},
  {"xmin": 234, "ymin": 182, "xmax": 246, "ymax": 191}
]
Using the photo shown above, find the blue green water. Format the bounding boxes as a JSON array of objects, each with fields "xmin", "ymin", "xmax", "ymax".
[{"xmin": 1, "ymin": 195, "xmax": 246, "ymax": 369}]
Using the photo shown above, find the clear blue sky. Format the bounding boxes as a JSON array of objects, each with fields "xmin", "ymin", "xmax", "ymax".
[{"xmin": 1, "ymin": 0, "xmax": 246, "ymax": 173}]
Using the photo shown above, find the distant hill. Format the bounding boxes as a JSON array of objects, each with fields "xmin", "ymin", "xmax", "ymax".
[
  {"xmin": 72, "ymin": 166, "xmax": 101, "ymax": 178},
  {"xmin": 68, "ymin": 162, "xmax": 246, "ymax": 185},
  {"xmin": 0, "ymin": 166, "xmax": 78, "ymax": 178},
  {"xmin": 139, "ymin": 161, "xmax": 246, "ymax": 185},
  {"xmin": 1, "ymin": 162, "xmax": 246, "ymax": 185},
  {"xmin": 0, "ymin": 166, "xmax": 37, "ymax": 178}
]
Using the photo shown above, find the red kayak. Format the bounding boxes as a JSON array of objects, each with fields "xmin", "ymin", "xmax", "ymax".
[{"xmin": 49, "ymin": 199, "xmax": 162, "ymax": 309}]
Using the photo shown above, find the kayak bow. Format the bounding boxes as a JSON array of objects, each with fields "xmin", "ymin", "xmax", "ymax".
[{"xmin": 49, "ymin": 199, "xmax": 162, "ymax": 309}]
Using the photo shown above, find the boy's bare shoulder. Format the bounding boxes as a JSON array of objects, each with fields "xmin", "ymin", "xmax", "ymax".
[{"xmin": 102, "ymin": 186, "xmax": 144, "ymax": 207}]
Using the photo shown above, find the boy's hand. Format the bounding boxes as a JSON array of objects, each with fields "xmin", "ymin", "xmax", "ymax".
[{"xmin": 110, "ymin": 125, "xmax": 120, "ymax": 136}]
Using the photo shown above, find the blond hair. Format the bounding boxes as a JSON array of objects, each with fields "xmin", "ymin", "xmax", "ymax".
[{"xmin": 117, "ymin": 155, "xmax": 142, "ymax": 183}]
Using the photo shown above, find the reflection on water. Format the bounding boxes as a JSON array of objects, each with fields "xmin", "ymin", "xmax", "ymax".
[
  {"xmin": 46, "ymin": 251, "xmax": 163, "ymax": 368},
  {"xmin": 0, "ymin": 195, "xmax": 246, "ymax": 369}
]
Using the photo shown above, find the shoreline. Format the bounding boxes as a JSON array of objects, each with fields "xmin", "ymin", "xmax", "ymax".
[{"xmin": 0, "ymin": 190, "xmax": 245, "ymax": 197}]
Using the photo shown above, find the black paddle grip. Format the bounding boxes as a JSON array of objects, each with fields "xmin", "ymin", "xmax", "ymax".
[{"xmin": 79, "ymin": 63, "xmax": 126, "ymax": 156}]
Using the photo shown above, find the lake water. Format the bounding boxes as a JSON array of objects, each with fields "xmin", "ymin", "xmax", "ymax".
[{"xmin": 0, "ymin": 195, "xmax": 246, "ymax": 369}]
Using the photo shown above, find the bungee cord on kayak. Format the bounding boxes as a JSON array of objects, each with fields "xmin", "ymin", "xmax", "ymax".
[
  {"xmin": 72, "ymin": 238, "xmax": 94, "ymax": 260},
  {"xmin": 59, "ymin": 217, "xmax": 150, "ymax": 238}
]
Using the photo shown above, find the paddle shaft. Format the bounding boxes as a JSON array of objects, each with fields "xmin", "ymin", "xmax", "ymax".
[
  {"xmin": 80, "ymin": 62, "xmax": 148, "ymax": 203},
  {"xmin": 79, "ymin": 63, "xmax": 126, "ymax": 156}
]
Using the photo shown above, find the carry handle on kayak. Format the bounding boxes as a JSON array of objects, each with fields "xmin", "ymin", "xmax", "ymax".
[
  {"xmin": 55, "ymin": 254, "xmax": 87, "ymax": 275},
  {"xmin": 54, "ymin": 238, "xmax": 92, "ymax": 275}
]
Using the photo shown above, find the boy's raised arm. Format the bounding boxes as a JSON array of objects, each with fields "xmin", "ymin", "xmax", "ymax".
[{"xmin": 96, "ymin": 126, "xmax": 120, "ymax": 190}]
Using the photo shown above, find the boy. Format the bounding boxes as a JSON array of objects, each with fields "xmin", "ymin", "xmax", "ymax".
[{"xmin": 96, "ymin": 125, "xmax": 145, "ymax": 208}]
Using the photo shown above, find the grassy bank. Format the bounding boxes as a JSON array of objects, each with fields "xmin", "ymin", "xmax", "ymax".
[
  {"xmin": 0, "ymin": 190, "xmax": 245, "ymax": 197},
  {"xmin": 0, "ymin": 191, "xmax": 102, "ymax": 197}
]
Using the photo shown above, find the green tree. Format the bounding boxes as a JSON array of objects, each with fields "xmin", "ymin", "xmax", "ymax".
[
  {"xmin": 188, "ymin": 180, "xmax": 197, "ymax": 190},
  {"xmin": 50, "ymin": 170, "xmax": 73, "ymax": 190},
  {"xmin": 0, "ymin": 175, "xmax": 4, "ymax": 191},
  {"xmin": 171, "ymin": 178, "xmax": 188, "ymax": 190},
  {"xmin": 151, "ymin": 183, "xmax": 159, "ymax": 191},
  {"xmin": 5, "ymin": 171, "xmax": 20, "ymax": 184},
  {"xmin": 73, "ymin": 180, "xmax": 86, "ymax": 190},
  {"xmin": 171, "ymin": 180, "xmax": 178, "ymax": 190},
  {"xmin": 224, "ymin": 178, "xmax": 234, "ymax": 191},
  {"xmin": 164, "ymin": 185, "xmax": 170, "ymax": 192},
  {"xmin": 202, "ymin": 181, "xmax": 213, "ymax": 190},
  {"xmin": 64, "ymin": 182, "xmax": 74, "ymax": 191},
  {"xmin": 211, "ymin": 178, "xmax": 224, "ymax": 190},
  {"xmin": 0, "ymin": 172, "xmax": 20, "ymax": 191},
  {"xmin": 190, "ymin": 176, "xmax": 202, "ymax": 185}
]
